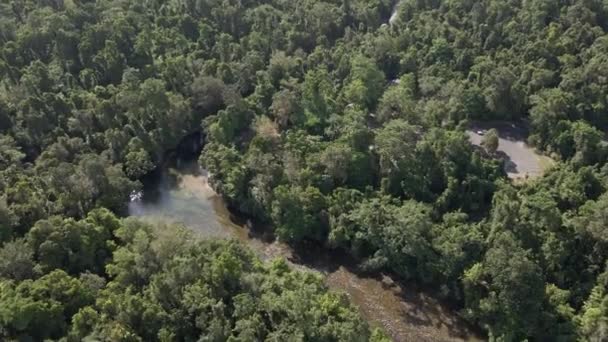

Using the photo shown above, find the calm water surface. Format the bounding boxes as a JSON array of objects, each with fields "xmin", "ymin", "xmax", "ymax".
[{"xmin": 128, "ymin": 165, "xmax": 483, "ymax": 342}]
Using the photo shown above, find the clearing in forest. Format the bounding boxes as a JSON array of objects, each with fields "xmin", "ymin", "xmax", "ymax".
[{"xmin": 467, "ymin": 122, "xmax": 554, "ymax": 180}]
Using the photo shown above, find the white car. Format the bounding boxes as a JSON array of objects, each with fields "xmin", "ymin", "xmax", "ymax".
[{"xmin": 476, "ymin": 130, "xmax": 485, "ymax": 135}]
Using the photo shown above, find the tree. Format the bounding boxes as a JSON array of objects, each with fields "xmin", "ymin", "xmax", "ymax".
[
  {"xmin": 124, "ymin": 138, "xmax": 154, "ymax": 178},
  {"xmin": 0, "ymin": 195, "xmax": 18, "ymax": 243},
  {"xmin": 378, "ymin": 200, "xmax": 436, "ymax": 281},
  {"xmin": 464, "ymin": 232, "xmax": 545, "ymax": 340},
  {"xmin": 431, "ymin": 212, "xmax": 484, "ymax": 293},
  {"xmin": 374, "ymin": 119, "xmax": 421, "ymax": 197},
  {"xmin": 0, "ymin": 134, "xmax": 24, "ymax": 170},
  {"xmin": 377, "ymin": 73, "xmax": 417, "ymax": 123},
  {"xmin": 70, "ymin": 220, "xmax": 373, "ymax": 341},
  {"xmin": 271, "ymin": 185, "xmax": 328, "ymax": 242},
  {"xmin": 300, "ymin": 67, "xmax": 335, "ymax": 133},
  {"xmin": 330, "ymin": 195, "xmax": 436, "ymax": 281},
  {"xmin": 528, "ymin": 88, "xmax": 574, "ymax": 151},
  {"xmin": 482, "ymin": 128, "xmax": 499, "ymax": 154},
  {"xmin": 345, "ymin": 54, "xmax": 386, "ymax": 109},
  {"xmin": 190, "ymin": 76, "xmax": 227, "ymax": 114},
  {"xmin": 578, "ymin": 267, "xmax": 608, "ymax": 341},
  {"xmin": 270, "ymin": 88, "xmax": 304, "ymax": 129},
  {"xmin": 0, "ymin": 238, "xmax": 35, "ymax": 280},
  {"xmin": 0, "ymin": 270, "xmax": 94, "ymax": 340},
  {"xmin": 26, "ymin": 209, "xmax": 118, "ymax": 275}
]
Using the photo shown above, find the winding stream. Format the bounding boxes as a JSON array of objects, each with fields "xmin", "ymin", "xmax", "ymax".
[{"xmin": 128, "ymin": 162, "xmax": 483, "ymax": 342}]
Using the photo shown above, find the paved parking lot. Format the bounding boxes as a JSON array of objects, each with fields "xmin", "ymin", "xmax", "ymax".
[{"xmin": 467, "ymin": 122, "xmax": 554, "ymax": 179}]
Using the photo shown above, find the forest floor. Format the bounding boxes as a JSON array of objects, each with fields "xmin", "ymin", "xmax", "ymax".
[{"xmin": 466, "ymin": 121, "xmax": 554, "ymax": 180}]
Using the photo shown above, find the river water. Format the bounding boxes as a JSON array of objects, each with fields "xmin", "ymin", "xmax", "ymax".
[
  {"xmin": 388, "ymin": 0, "xmax": 402, "ymax": 25},
  {"xmin": 389, "ymin": 1, "xmax": 400, "ymax": 25},
  {"xmin": 128, "ymin": 164, "xmax": 483, "ymax": 342}
]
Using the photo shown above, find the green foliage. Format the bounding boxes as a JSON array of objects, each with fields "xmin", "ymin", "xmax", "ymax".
[
  {"xmin": 26, "ymin": 208, "xmax": 119, "ymax": 275},
  {"xmin": 0, "ymin": 238, "xmax": 36, "ymax": 281},
  {"xmin": 431, "ymin": 212, "xmax": 485, "ymax": 296},
  {"xmin": 345, "ymin": 55, "xmax": 386, "ymax": 109},
  {"xmin": 329, "ymin": 195, "xmax": 437, "ymax": 281},
  {"xmin": 302, "ymin": 67, "xmax": 335, "ymax": 133},
  {"xmin": 0, "ymin": 270, "xmax": 94, "ymax": 340},
  {"xmin": 377, "ymin": 73, "xmax": 417, "ymax": 123},
  {"xmin": 69, "ymin": 219, "xmax": 373, "ymax": 342},
  {"xmin": 271, "ymin": 185, "xmax": 328, "ymax": 242},
  {"xmin": 2, "ymin": 0, "xmax": 608, "ymax": 340},
  {"xmin": 124, "ymin": 138, "xmax": 155, "ymax": 178},
  {"xmin": 577, "ymin": 267, "xmax": 608, "ymax": 341},
  {"xmin": 482, "ymin": 129, "xmax": 499, "ymax": 154},
  {"xmin": 463, "ymin": 232, "xmax": 545, "ymax": 340}
]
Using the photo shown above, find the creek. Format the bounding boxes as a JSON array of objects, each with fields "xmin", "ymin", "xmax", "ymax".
[{"xmin": 128, "ymin": 148, "xmax": 482, "ymax": 341}]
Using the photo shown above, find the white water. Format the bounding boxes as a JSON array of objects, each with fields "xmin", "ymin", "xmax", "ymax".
[{"xmin": 389, "ymin": 1, "xmax": 401, "ymax": 25}]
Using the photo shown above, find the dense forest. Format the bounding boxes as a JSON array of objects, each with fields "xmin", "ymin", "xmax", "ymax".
[{"xmin": 1, "ymin": 0, "xmax": 608, "ymax": 341}]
